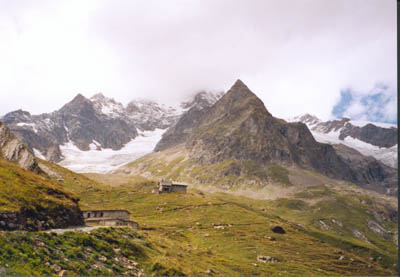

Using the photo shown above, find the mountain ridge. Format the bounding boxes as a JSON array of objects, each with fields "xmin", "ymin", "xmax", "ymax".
[
  {"xmin": 290, "ymin": 114, "xmax": 398, "ymax": 168},
  {"xmin": 133, "ymin": 80, "xmax": 397, "ymax": 195},
  {"xmin": 2, "ymin": 91, "xmax": 224, "ymax": 166}
]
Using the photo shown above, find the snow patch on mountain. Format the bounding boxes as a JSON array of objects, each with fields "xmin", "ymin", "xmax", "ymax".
[
  {"xmin": 90, "ymin": 93, "xmax": 126, "ymax": 119},
  {"xmin": 126, "ymin": 99, "xmax": 179, "ymax": 130},
  {"xmin": 58, "ymin": 128, "xmax": 166, "ymax": 173},
  {"xmin": 17, "ymin": 122, "xmax": 38, "ymax": 133},
  {"xmin": 289, "ymin": 114, "xmax": 398, "ymax": 168},
  {"xmin": 33, "ymin": 148, "xmax": 46, "ymax": 159}
]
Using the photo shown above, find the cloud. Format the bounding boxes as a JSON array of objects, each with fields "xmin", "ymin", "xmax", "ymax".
[
  {"xmin": 0, "ymin": 0, "xmax": 396, "ymax": 123},
  {"xmin": 333, "ymin": 84, "xmax": 397, "ymax": 123}
]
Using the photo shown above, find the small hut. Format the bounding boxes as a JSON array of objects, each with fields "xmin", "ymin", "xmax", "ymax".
[
  {"xmin": 154, "ymin": 180, "xmax": 187, "ymax": 194},
  {"xmin": 82, "ymin": 209, "xmax": 138, "ymax": 228}
]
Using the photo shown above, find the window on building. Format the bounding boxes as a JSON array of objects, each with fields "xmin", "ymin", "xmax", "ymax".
[{"xmin": 87, "ymin": 213, "xmax": 91, "ymax": 218}]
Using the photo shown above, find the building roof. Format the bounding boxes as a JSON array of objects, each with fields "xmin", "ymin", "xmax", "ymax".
[
  {"xmin": 159, "ymin": 181, "xmax": 187, "ymax": 187},
  {"xmin": 171, "ymin": 183, "xmax": 187, "ymax": 187}
]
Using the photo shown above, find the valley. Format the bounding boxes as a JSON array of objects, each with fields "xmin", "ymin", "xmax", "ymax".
[
  {"xmin": 0, "ymin": 1, "xmax": 397, "ymax": 276},
  {"xmin": 1, "ymin": 167, "xmax": 397, "ymax": 275},
  {"xmin": 0, "ymin": 80, "xmax": 397, "ymax": 276}
]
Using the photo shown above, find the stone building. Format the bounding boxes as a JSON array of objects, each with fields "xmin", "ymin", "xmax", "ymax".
[
  {"xmin": 154, "ymin": 181, "xmax": 187, "ymax": 194},
  {"xmin": 82, "ymin": 209, "xmax": 138, "ymax": 228}
]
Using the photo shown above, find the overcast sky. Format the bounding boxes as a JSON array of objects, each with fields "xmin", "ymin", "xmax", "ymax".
[{"xmin": 0, "ymin": 0, "xmax": 396, "ymax": 122}]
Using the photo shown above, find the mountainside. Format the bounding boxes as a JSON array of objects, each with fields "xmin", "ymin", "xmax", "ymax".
[
  {"xmin": 289, "ymin": 114, "xmax": 398, "ymax": 168},
  {"xmin": 0, "ymin": 123, "xmax": 84, "ymax": 231},
  {"xmin": 154, "ymin": 92, "xmax": 221, "ymax": 152},
  {"xmin": 2, "ymin": 91, "xmax": 223, "ymax": 172},
  {"xmin": 124, "ymin": 80, "xmax": 397, "ymax": 195},
  {"xmin": 0, "ymin": 159, "xmax": 84, "ymax": 231}
]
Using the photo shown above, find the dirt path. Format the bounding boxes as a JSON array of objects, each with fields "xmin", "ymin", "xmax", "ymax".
[{"xmin": 44, "ymin": 225, "xmax": 108, "ymax": 234}]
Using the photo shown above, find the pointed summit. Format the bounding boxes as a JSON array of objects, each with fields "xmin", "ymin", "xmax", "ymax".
[
  {"xmin": 60, "ymin": 93, "xmax": 94, "ymax": 115},
  {"xmin": 211, "ymin": 79, "xmax": 271, "ymax": 118},
  {"xmin": 73, "ymin": 93, "xmax": 86, "ymax": 101},
  {"xmin": 232, "ymin": 79, "xmax": 247, "ymax": 88},
  {"xmin": 224, "ymin": 79, "xmax": 261, "ymax": 101},
  {"xmin": 229, "ymin": 79, "xmax": 252, "ymax": 93}
]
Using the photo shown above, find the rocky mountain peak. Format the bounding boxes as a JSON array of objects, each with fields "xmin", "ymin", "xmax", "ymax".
[
  {"xmin": 126, "ymin": 99, "xmax": 174, "ymax": 117},
  {"xmin": 90, "ymin": 93, "xmax": 125, "ymax": 119},
  {"xmin": 233, "ymin": 78, "xmax": 246, "ymax": 87},
  {"xmin": 91, "ymin": 93, "xmax": 118, "ymax": 105},
  {"xmin": 2, "ymin": 109, "xmax": 32, "ymax": 125},
  {"xmin": 90, "ymin": 92, "xmax": 106, "ymax": 100},
  {"xmin": 293, "ymin": 114, "xmax": 321, "ymax": 125},
  {"xmin": 71, "ymin": 93, "xmax": 87, "ymax": 102},
  {"xmin": 229, "ymin": 79, "xmax": 255, "ymax": 96},
  {"xmin": 60, "ymin": 93, "xmax": 95, "ymax": 115},
  {"xmin": 205, "ymin": 80, "xmax": 272, "ymax": 120},
  {"xmin": 155, "ymin": 80, "xmax": 396, "ymax": 195},
  {"xmin": 181, "ymin": 91, "xmax": 224, "ymax": 110}
]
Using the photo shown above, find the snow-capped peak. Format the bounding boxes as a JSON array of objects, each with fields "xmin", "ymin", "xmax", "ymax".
[
  {"xmin": 287, "ymin": 113, "xmax": 321, "ymax": 126},
  {"xmin": 290, "ymin": 114, "xmax": 398, "ymax": 168},
  {"xmin": 90, "ymin": 92, "xmax": 107, "ymax": 100},
  {"xmin": 180, "ymin": 91, "xmax": 224, "ymax": 110},
  {"xmin": 90, "ymin": 93, "xmax": 125, "ymax": 118}
]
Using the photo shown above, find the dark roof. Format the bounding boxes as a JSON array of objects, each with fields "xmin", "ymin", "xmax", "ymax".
[{"xmin": 82, "ymin": 209, "xmax": 130, "ymax": 214}]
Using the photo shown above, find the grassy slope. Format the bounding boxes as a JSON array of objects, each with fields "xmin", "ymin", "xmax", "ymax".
[
  {"xmin": 53, "ymin": 162, "xmax": 399, "ymax": 275},
  {"xmin": 0, "ymin": 159, "xmax": 79, "ymax": 212},
  {"xmin": 0, "ymin": 227, "xmax": 153, "ymax": 275},
  {"xmin": 1, "ymin": 160, "xmax": 397, "ymax": 275},
  {"xmin": 37, "ymin": 159, "xmax": 108, "ymax": 197}
]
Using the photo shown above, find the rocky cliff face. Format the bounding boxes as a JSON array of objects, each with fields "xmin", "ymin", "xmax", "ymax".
[
  {"xmin": 338, "ymin": 123, "xmax": 396, "ymax": 148},
  {"xmin": 2, "ymin": 95, "xmax": 139, "ymax": 161},
  {"xmin": 293, "ymin": 114, "xmax": 397, "ymax": 148},
  {"xmin": 60, "ymin": 94, "xmax": 138, "ymax": 151},
  {"xmin": 0, "ymin": 205, "xmax": 83, "ymax": 231},
  {"xmin": 0, "ymin": 122, "xmax": 40, "ymax": 172},
  {"xmin": 155, "ymin": 80, "xmax": 397, "ymax": 195},
  {"xmin": 332, "ymin": 144, "xmax": 397, "ymax": 195}
]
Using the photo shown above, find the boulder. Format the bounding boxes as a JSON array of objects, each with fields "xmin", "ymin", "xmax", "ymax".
[{"xmin": 271, "ymin": 225, "xmax": 286, "ymax": 234}]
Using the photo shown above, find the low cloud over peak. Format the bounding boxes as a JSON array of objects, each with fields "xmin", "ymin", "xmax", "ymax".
[{"xmin": 0, "ymin": 0, "xmax": 396, "ymax": 123}]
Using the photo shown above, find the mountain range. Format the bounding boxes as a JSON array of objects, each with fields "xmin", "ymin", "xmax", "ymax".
[
  {"xmin": 1, "ymin": 91, "xmax": 223, "ymax": 171},
  {"xmin": 289, "ymin": 114, "xmax": 397, "ymax": 168},
  {"xmin": 119, "ymin": 80, "xmax": 397, "ymax": 195},
  {"xmin": 0, "ymin": 80, "xmax": 397, "ymax": 275},
  {"xmin": 1, "ymin": 81, "xmax": 397, "ymax": 195}
]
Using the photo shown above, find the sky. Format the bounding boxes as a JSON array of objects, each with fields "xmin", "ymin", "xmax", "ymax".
[{"xmin": 0, "ymin": 0, "xmax": 397, "ymax": 123}]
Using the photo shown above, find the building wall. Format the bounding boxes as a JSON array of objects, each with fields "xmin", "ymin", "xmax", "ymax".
[
  {"xmin": 171, "ymin": 185, "xmax": 187, "ymax": 193},
  {"xmin": 85, "ymin": 218, "xmax": 138, "ymax": 229},
  {"xmin": 82, "ymin": 210, "xmax": 130, "ymax": 221}
]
